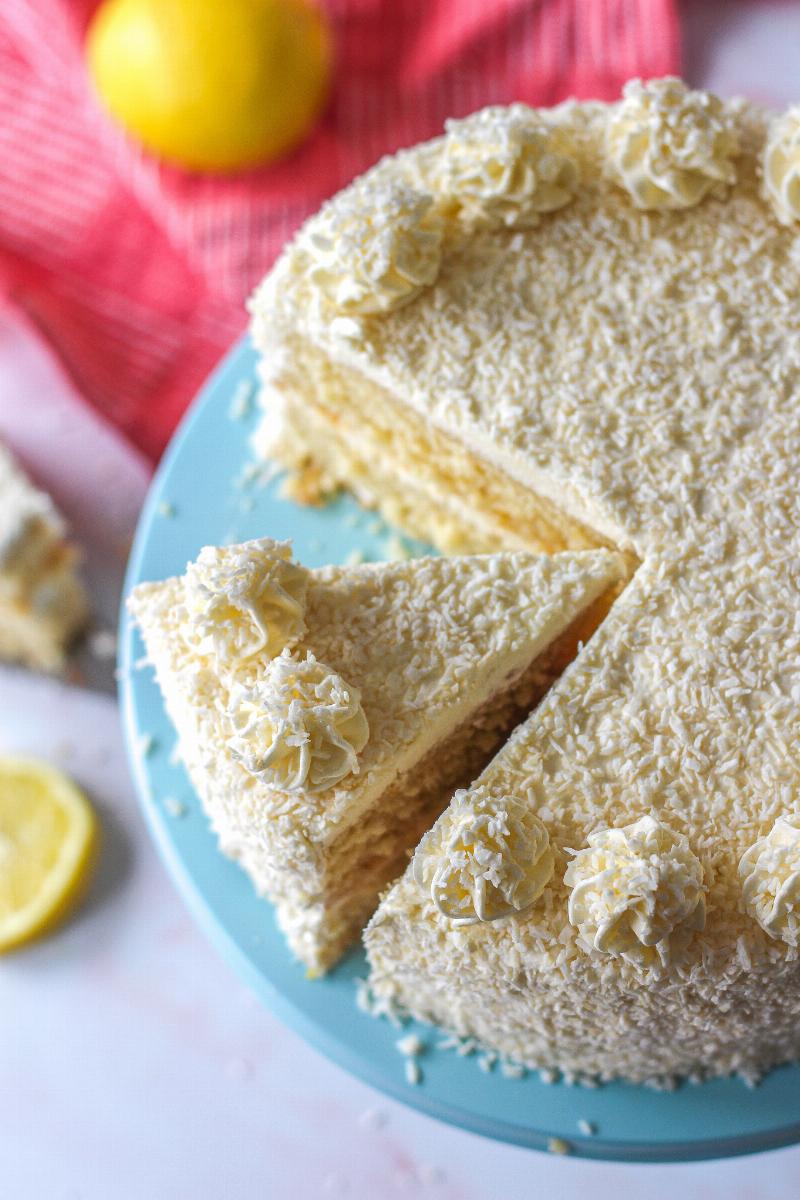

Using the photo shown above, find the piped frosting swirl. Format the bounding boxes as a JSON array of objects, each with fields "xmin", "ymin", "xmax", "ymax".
[
  {"xmin": 763, "ymin": 108, "xmax": 800, "ymax": 224},
  {"xmin": 435, "ymin": 105, "xmax": 579, "ymax": 229},
  {"xmin": 412, "ymin": 786, "xmax": 554, "ymax": 925},
  {"xmin": 564, "ymin": 815, "xmax": 706, "ymax": 966},
  {"xmin": 185, "ymin": 539, "xmax": 307, "ymax": 669},
  {"xmin": 739, "ymin": 815, "xmax": 800, "ymax": 947},
  {"xmin": 607, "ymin": 77, "xmax": 738, "ymax": 210},
  {"xmin": 225, "ymin": 650, "xmax": 369, "ymax": 793},
  {"xmin": 303, "ymin": 182, "xmax": 443, "ymax": 316}
]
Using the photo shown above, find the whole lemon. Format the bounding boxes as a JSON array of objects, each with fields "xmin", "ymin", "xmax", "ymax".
[{"xmin": 87, "ymin": 0, "xmax": 332, "ymax": 172}]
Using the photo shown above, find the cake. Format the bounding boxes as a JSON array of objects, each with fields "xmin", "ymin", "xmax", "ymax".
[
  {"xmin": 129, "ymin": 538, "xmax": 623, "ymax": 973},
  {"xmin": 0, "ymin": 443, "xmax": 88, "ymax": 671},
  {"xmin": 249, "ymin": 79, "xmax": 800, "ymax": 1082}
]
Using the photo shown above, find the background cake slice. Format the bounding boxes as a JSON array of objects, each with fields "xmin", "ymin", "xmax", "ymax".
[
  {"xmin": 129, "ymin": 539, "xmax": 625, "ymax": 973},
  {"xmin": 0, "ymin": 443, "xmax": 88, "ymax": 671}
]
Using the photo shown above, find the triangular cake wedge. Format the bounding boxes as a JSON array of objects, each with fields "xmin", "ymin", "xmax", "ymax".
[
  {"xmin": 0, "ymin": 443, "xmax": 87, "ymax": 671},
  {"xmin": 129, "ymin": 539, "xmax": 625, "ymax": 973}
]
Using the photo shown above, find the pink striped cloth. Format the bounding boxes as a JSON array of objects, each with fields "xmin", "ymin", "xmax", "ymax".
[{"xmin": 0, "ymin": 0, "xmax": 679, "ymax": 459}]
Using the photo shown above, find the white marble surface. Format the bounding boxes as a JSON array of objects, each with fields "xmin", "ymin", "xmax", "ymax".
[{"xmin": 3, "ymin": 7, "xmax": 800, "ymax": 1195}]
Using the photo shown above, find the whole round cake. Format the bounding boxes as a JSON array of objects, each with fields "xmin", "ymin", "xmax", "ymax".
[{"xmin": 240, "ymin": 78, "xmax": 800, "ymax": 1085}]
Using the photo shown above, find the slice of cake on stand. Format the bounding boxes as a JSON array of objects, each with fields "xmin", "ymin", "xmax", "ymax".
[
  {"xmin": 0, "ymin": 443, "xmax": 88, "ymax": 671},
  {"xmin": 129, "ymin": 538, "xmax": 624, "ymax": 973}
]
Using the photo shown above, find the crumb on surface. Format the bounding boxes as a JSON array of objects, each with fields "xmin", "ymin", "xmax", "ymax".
[
  {"xmin": 547, "ymin": 1137, "xmax": 572, "ymax": 1156},
  {"xmin": 405, "ymin": 1059, "xmax": 422, "ymax": 1086},
  {"xmin": 396, "ymin": 1033, "xmax": 425, "ymax": 1057}
]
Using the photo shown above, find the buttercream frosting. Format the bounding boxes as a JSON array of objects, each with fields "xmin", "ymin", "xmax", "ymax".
[
  {"xmin": 434, "ymin": 106, "xmax": 578, "ymax": 229},
  {"xmin": 607, "ymin": 77, "xmax": 738, "ymax": 210},
  {"xmin": 185, "ymin": 539, "xmax": 307, "ymax": 668},
  {"xmin": 739, "ymin": 815, "xmax": 800, "ymax": 948},
  {"xmin": 303, "ymin": 183, "xmax": 443, "ymax": 316},
  {"xmin": 763, "ymin": 107, "xmax": 800, "ymax": 223},
  {"xmin": 412, "ymin": 785, "xmax": 554, "ymax": 925},
  {"xmin": 225, "ymin": 650, "xmax": 369, "ymax": 793},
  {"xmin": 564, "ymin": 815, "xmax": 706, "ymax": 966}
]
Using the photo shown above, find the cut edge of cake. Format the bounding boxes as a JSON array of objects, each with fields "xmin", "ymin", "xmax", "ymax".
[
  {"xmin": 129, "ymin": 540, "xmax": 628, "ymax": 972},
  {"xmin": 0, "ymin": 444, "xmax": 88, "ymax": 671}
]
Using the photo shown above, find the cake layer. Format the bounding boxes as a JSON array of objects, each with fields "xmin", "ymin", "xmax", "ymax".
[
  {"xmin": 256, "ymin": 340, "xmax": 607, "ymax": 556},
  {"xmin": 130, "ymin": 544, "xmax": 625, "ymax": 971}
]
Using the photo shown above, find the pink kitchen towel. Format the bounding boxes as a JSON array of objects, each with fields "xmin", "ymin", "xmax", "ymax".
[{"xmin": 0, "ymin": 0, "xmax": 680, "ymax": 460}]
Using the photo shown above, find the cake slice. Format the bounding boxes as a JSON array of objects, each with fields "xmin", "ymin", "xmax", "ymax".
[
  {"xmin": 0, "ymin": 444, "xmax": 88, "ymax": 671},
  {"xmin": 129, "ymin": 538, "xmax": 625, "ymax": 973}
]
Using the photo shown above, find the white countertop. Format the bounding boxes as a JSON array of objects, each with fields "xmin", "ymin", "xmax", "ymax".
[{"xmin": 3, "ymin": 7, "xmax": 800, "ymax": 1194}]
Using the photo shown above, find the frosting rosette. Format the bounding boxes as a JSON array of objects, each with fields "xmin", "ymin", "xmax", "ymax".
[
  {"xmin": 412, "ymin": 786, "xmax": 554, "ymax": 925},
  {"xmin": 226, "ymin": 650, "xmax": 369, "ymax": 793},
  {"xmin": 763, "ymin": 108, "xmax": 800, "ymax": 224},
  {"xmin": 303, "ymin": 182, "xmax": 443, "ymax": 316},
  {"xmin": 565, "ymin": 814, "xmax": 706, "ymax": 966},
  {"xmin": 607, "ymin": 77, "xmax": 738, "ymax": 210},
  {"xmin": 185, "ymin": 539, "xmax": 307, "ymax": 669},
  {"xmin": 435, "ymin": 105, "xmax": 578, "ymax": 229},
  {"xmin": 739, "ymin": 814, "xmax": 800, "ymax": 946}
]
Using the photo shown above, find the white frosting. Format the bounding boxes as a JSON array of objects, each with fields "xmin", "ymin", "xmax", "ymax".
[
  {"xmin": 434, "ymin": 105, "xmax": 579, "ymax": 229},
  {"xmin": 225, "ymin": 650, "xmax": 369, "ymax": 793},
  {"xmin": 412, "ymin": 786, "xmax": 554, "ymax": 925},
  {"xmin": 0, "ymin": 443, "xmax": 61, "ymax": 571},
  {"xmin": 185, "ymin": 539, "xmax": 307, "ymax": 669},
  {"xmin": 564, "ymin": 815, "xmax": 706, "ymax": 966},
  {"xmin": 763, "ymin": 107, "xmax": 800, "ymax": 224},
  {"xmin": 303, "ymin": 183, "xmax": 443, "ymax": 316},
  {"xmin": 739, "ymin": 815, "xmax": 800, "ymax": 947},
  {"xmin": 607, "ymin": 77, "xmax": 738, "ymax": 210}
]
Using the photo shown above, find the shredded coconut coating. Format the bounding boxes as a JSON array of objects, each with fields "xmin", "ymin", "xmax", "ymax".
[
  {"xmin": 249, "ymin": 87, "xmax": 800, "ymax": 1079},
  {"xmin": 434, "ymin": 106, "xmax": 578, "ymax": 229},
  {"xmin": 740, "ymin": 816, "xmax": 800, "ymax": 948},
  {"xmin": 303, "ymin": 182, "xmax": 443, "ymax": 317},
  {"xmin": 185, "ymin": 539, "xmax": 307, "ymax": 669},
  {"xmin": 564, "ymin": 815, "xmax": 706, "ymax": 967},
  {"xmin": 606, "ymin": 78, "xmax": 738, "ymax": 210},
  {"xmin": 226, "ymin": 649, "xmax": 369, "ymax": 793},
  {"xmin": 412, "ymin": 784, "xmax": 554, "ymax": 924},
  {"xmin": 763, "ymin": 107, "xmax": 800, "ymax": 223}
]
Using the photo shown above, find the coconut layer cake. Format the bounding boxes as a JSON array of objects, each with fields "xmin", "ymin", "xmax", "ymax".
[
  {"xmin": 250, "ymin": 79, "xmax": 800, "ymax": 1081},
  {"xmin": 129, "ymin": 539, "xmax": 623, "ymax": 973},
  {"xmin": 0, "ymin": 443, "xmax": 87, "ymax": 671}
]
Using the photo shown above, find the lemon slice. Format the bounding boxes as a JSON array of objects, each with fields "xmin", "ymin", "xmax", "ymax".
[{"xmin": 0, "ymin": 758, "xmax": 98, "ymax": 952}]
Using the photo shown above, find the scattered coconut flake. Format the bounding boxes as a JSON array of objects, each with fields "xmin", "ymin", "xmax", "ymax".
[
  {"xmin": 156, "ymin": 500, "xmax": 176, "ymax": 518},
  {"xmin": 357, "ymin": 1106, "xmax": 389, "ymax": 1131},
  {"xmin": 577, "ymin": 1119, "xmax": 597, "ymax": 1136},
  {"xmin": 228, "ymin": 380, "xmax": 255, "ymax": 420},
  {"xmin": 396, "ymin": 1033, "xmax": 425, "ymax": 1057},
  {"xmin": 163, "ymin": 796, "xmax": 187, "ymax": 818},
  {"xmin": 405, "ymin": 1059, "xmax": 422, "ymax": 1085},
  {"xmin": 547, "ymin": 1137, "xmax": 572, "ymax": 1156}
]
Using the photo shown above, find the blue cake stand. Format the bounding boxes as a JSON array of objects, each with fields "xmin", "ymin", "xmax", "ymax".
[{"xmin": 119, "ymin": 336, "xmax": 800, "ymax": 1162}]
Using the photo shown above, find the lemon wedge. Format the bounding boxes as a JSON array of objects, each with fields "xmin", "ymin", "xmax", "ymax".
[
  {"xmin": 87, "ymin": 0, "xmax": 333, "ymax": 173},
  {"xmin": 0, "ymin": 758, "xmax": 98, "ymax": 952}
]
